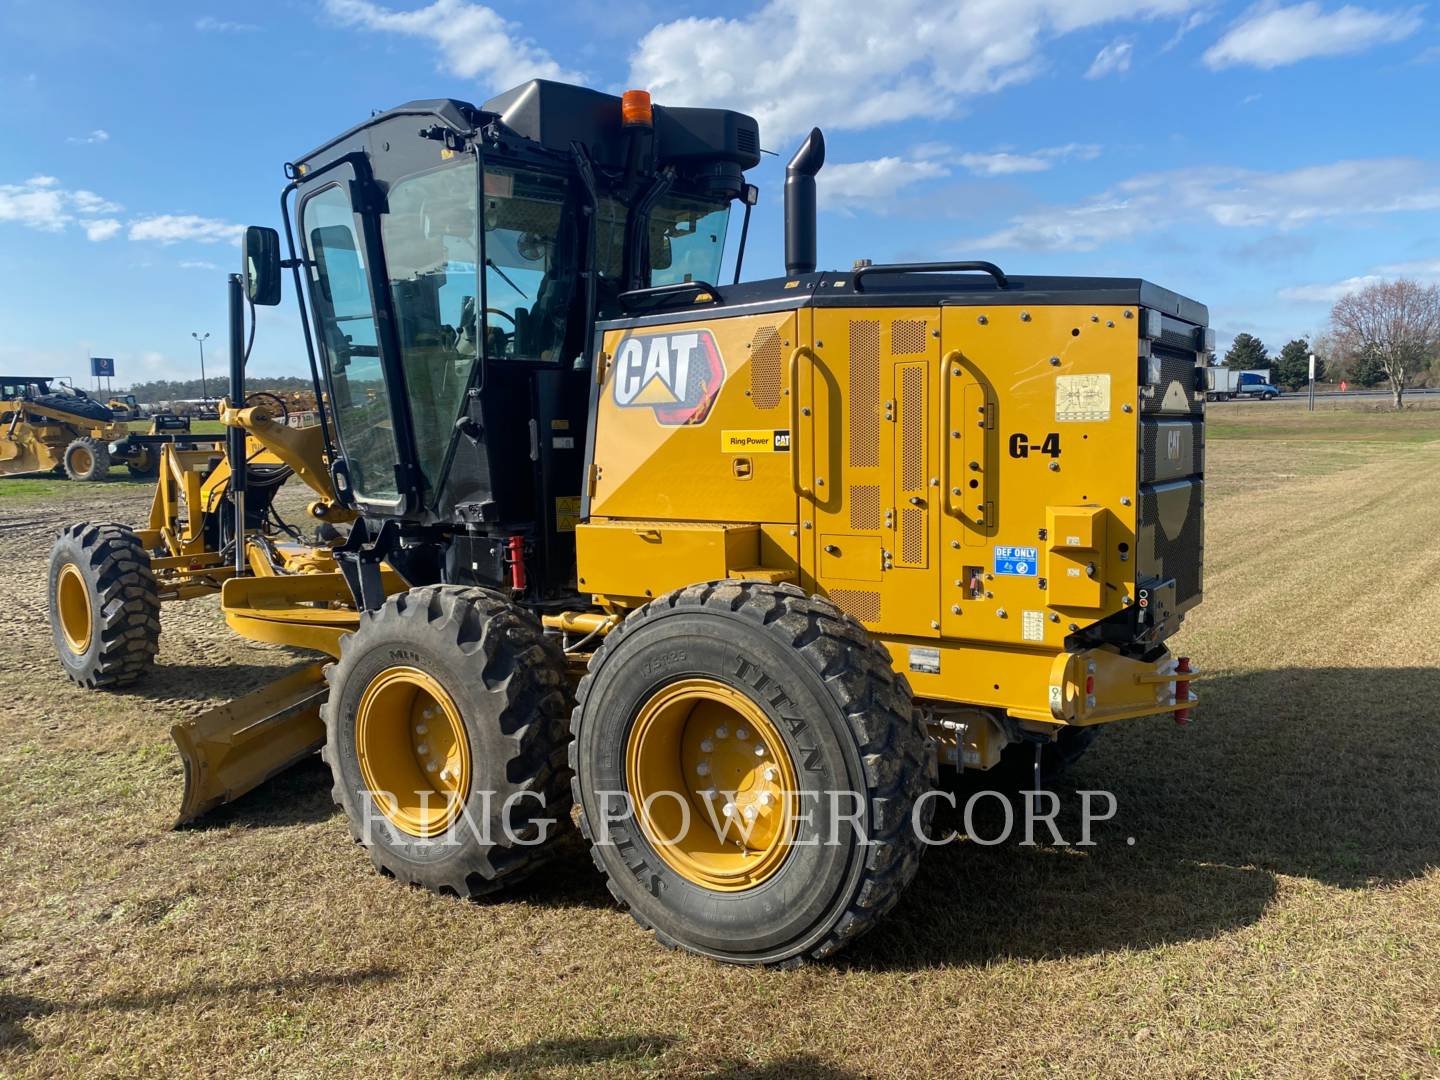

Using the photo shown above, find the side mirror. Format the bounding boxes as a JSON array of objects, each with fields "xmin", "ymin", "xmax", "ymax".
[
  {"xmin": 741, "ymin": 183, "xmax": 760, "ymax": 207},
  {"xmin": 243, "ymin": 226, "xmax": 283, "ymax": 306}
]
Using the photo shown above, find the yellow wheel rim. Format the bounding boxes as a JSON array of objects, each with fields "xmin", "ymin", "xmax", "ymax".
[
  {"xmin": 70, "ymin": 446, "xmax": 93, "ymax": 475},
  {"xmin": 56, "ymin": 563, "xmax": 93, "ymax": 654},
  {"xmin": 355, "ymin": 666, "xmax": 472, "ymax": 838},
  {"xmin": 626, "ymin": 678, "xmax": 798, "ymax": 891}
]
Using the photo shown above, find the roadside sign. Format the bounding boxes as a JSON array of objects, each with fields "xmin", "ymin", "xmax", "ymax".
[{"xmin": 90, "ymin": 357, "xmax": 115, "ymax": 377}]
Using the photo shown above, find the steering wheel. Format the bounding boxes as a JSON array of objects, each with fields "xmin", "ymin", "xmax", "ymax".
[
  {"xmin": 483, "ymin": 308, "xmax": 516, "ymax": 326},
  {"xmin": 245, "ymin": 391, "xmax": 289, "ymax": 423}
]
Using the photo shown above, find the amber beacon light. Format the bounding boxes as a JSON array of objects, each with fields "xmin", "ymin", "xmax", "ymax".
[{"xmin": 621, "ymin": 89, "xmax": 653, "ymax": 126}]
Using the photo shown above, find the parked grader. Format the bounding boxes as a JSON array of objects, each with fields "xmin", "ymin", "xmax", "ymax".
[{"xmin": 46, "ymin": 81, "xmax": 1205, "ymax": 965}]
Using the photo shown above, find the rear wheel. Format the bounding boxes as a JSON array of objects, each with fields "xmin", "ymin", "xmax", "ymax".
[
  {"xmin": 47, "ymin": 523, "xmax": 161, "ymax": 688},
  {"xmin": 63, "ymin": 436, "xmax": 110, "ymax": 481},
  {"xmin": 571, "ymin": 581, "xmax": 934, "ymax": 966},
  {"xmin": 322, "ymin": 585, "xmax": 572, "ymax": 896}
]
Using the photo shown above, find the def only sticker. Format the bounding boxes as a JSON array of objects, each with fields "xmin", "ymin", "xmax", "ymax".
[{"xmin": 993, "ymin": 545, "xmax": 1039, "ymax": 577}]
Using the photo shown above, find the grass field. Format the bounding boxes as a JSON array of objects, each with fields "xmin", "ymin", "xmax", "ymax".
[{"xmin": 1, "ymin": 406, "xmax": 1437, "ymax": 1078}]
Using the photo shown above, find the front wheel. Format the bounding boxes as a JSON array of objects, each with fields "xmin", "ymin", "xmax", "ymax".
[
  {"xmin": 322, "ymin": 586, "xmax": 572, "ymax": 897},
  {"xmin": 571, "ymin": 581, "xmax": 934, "ymax": 966},
  {"xmin": 47, "ymin": 523, "xmax": 161, "ymax": 687}
]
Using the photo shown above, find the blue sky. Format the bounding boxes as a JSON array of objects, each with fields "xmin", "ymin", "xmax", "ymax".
[{"xmin": 1, "ymin": 0, "xmax": 1437, "ymax": 386}]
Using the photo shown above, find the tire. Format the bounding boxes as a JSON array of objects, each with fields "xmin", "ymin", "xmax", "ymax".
[
  {"xmin": 570, "ymin": 581, "xmax": 935, "ymax": 966},
  {"xmin": 47, "ymin": 523, "xmax": 161, "ymax": 688},
  {"xmin": 63, "ymin": 436, "xmax": 110, "ymax": 481},
  {"xmin": 125, "ymin": 446, "xmax": 158, "ymax": 478},
  {"xmin": 322, "ymin": 585, "xmax": 572, "ymax": 897}
]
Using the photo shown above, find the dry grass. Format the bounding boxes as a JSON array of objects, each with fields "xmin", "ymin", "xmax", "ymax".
[{"xmin": 2, "ymin": 409, "xmax": 1438, "ymax": 1078}]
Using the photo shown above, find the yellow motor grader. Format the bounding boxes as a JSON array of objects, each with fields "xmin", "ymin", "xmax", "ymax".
[
  {"xmin": 1, "ymin": 376, "xmax": 180, "ymax": 480},
  {"xmin": 47, "ymin": 81, "xmax": 1205, "ymax": 966}
]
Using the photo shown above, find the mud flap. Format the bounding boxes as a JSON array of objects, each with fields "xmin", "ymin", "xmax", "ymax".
[{"xmin": 171, "ymin": 662, "xmax": 329, "ymax": 826}]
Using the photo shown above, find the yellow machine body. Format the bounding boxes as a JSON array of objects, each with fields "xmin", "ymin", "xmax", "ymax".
[{"xmin": 578, "ymin": 299, "xmax": 1199, "ymax": 741}]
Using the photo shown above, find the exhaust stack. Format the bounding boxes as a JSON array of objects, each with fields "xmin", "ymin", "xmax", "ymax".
[{"xmin": 784, "ymin": 127, "xmax": 825, "ymax": 276}]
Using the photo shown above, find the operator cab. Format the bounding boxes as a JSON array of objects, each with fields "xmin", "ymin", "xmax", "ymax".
[{"xmin": 259, "ymin": 81, "xmax": 759, "ymax": 602}]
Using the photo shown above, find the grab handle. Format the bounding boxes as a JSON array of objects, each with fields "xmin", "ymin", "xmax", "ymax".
[
  {"xmin": 787, "ymin": 346, "xmax": 817, "ymax": 497},
  {"xmin": 940, "ymin": 350, "xmax": 961, "ymax": 516}
]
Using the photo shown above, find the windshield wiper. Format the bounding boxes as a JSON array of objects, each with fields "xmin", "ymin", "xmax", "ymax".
[{"xmin": 485, "ymin": 258, "xmax": 529, "ymax": 300}]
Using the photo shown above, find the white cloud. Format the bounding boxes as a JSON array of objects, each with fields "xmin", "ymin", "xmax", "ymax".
[
  {"xmin": 84, "ymin": 219, "xmax": 121, "ymax": 241},
  {"xmin": 1162, "ymin": 8, "xmax": 1215, "ymax": 50},
  {"xmin": 819, "ymin": 157, "xmax": 950, "ymax": 214},
  {"xmin": 1203, "ymin": 2, "xmax": 1422, "ymax": 70},
  {"xmin": 629, "ymin": 0, "xmax": 1200, "ymax": 142},
  {"xmin": 323, "ymin": 0, "xmax": 583, "ymax": 88},
  {"xmin": 0, "ymin": 176, "xmax": 121, "ymax": 234},
  {"xmin": 65, "ymin": 129, "xmax": 110, "ymax": 145},
  {"xmin": 1278, "ymin": 275, "xmax": 1386, "ymax": 302},
  {"xmin": 967, "ymin": 156, "xmax": 1440, "ymax": 251},
  {"xmin": 956, "ymin": 143, "xmax": 1101, "ymax": 176},
  {"xmin": 1376, "ymin": 258, "xmax": 1440, "ymax": 275},
  {"xmin": 1086, "ymin": 38, "xmax": 1133, "ymax": 78},
  {"xmin": 128, "ymin": 214, "xmax": 245, "ymax": 245},
  {"xmin": 195, "ymin": 16, "xmax": 259, "ymax": 32},
  {"xmin": 179, "ymin": 260, "xmax": 221, "ymax": 270}
]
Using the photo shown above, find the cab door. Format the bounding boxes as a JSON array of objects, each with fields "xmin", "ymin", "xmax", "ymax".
[{"xmin": 802, "ymin": 309, "xmax": 941, "ymax": 639}]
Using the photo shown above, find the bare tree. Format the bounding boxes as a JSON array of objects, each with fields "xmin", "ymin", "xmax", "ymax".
[{"xmin": 1329, "ymin": 279, "xmax": 1440, "ymax": 409}]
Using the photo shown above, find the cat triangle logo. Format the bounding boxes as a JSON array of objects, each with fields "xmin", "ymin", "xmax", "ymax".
[
  {"xmin": 631, "ymin": 373, "xmax": 680, "ymax": 405},
  {"xmin": 611, "ymin": 328, "xmax": 726, "ymax": 425}
]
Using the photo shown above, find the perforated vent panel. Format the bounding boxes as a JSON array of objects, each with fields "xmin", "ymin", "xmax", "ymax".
[
  {"xmin": 849, "ymin": 320, "xmax": 880, "ymax": 468},
  {"xmin": 829, "ymin": 588, "xmax": 881, "ymax": 624},
  {"xmin": 891, "ymin": 319, "xmax": 927, "ymax": 355},
  {"xmin": 899, "ymin": 364, "xmax": 925, "ymax": 492},
  {"xmin": 849, "ymin": 485, "xmax": 881, "ymax": 530},
  {"xmin": 900, "ymin": 507, "xmax": 924, "ymax": 565},
  {"xmin": 749, "ymin": 324, "xmax": 783, "ymax": 409}
]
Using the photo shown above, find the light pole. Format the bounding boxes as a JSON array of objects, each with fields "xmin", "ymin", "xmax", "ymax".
[{"xmin": 191, "ymin": 331, "xmax": 210, "ymax": 403}]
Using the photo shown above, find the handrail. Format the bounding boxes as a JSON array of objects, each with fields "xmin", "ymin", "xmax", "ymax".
[
  {"xmin": 617, "ymin": 280, "xmax": 723, "ymax": 311},
  {"xmin": 852, "ymin": 261, "xmax": 1009, "ymax": 292},
  {"xmin": 939, "ymin": 350, "xmax": 962, "ymax": 517},
  {"xmin": 787, "ymin": 346, "xmax": 816, "ymax": 498}
]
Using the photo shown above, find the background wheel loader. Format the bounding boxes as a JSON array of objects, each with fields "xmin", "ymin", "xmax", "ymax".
[{"xmin": 47, "ymin": 80, "xmax": 1206, "ymax": 966}]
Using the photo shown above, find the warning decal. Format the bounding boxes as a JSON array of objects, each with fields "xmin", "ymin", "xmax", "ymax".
[{"xmin": 1055, "ymin": 373, "xmax": 1111, "ymax": 422}]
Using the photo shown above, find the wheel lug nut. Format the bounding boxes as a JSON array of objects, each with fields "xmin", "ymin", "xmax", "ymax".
[
  {"xmin": 753, "ymin": 745, "xmax": 765, "ymax": 757},
  {"xmin": 715, "ymin": 726, "xmax": 729, "ymax": 739},
  {"xmin": 722, "ymin": 802, "xmax": 736, "ymax": 818},
  {"xmin": 736, "ymin": 728, "xmax": 749, "ymax": 740},
  {"xmin": 744, "ymin": 805, "xmax": 757, "ymax": 821},
  {"xmin": 416, "ymin": 743, "xmax": 429, "ymax": 756},
  {"xmin": 415, "ymin": 723, "xmax": 428, "ymax": 735},
  {"xmin": 700, "ymin": 739, "xmax": 713, "ymax": 753},
  {"xmin": 696, "ymin": 760, "xmax": 710, "ymax": 777},
  {"xmin": 763, "ymin": 767, "xmax": 776, "ymax": 782},
  {"xmin": 425, "ymin": 761, "xmax": 438, "ymax": 773}
]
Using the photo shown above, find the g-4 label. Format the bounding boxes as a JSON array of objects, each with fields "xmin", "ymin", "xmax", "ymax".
[
  {"xmin": 994, "ymin": 545, "xmax": 1039, "ymax": 576},
  {"xmin": 1009, "ymin": 432, "xmax": 1061, "ymax": 458}
]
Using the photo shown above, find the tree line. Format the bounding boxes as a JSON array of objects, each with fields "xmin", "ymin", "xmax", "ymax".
[
  {"xmin": 123, "ymin": 375, "xmax": 315, "ymax": 403},
  {"xmin": 1222, "ymin": 278, "xmax": 1440, "ymax": 409}
]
